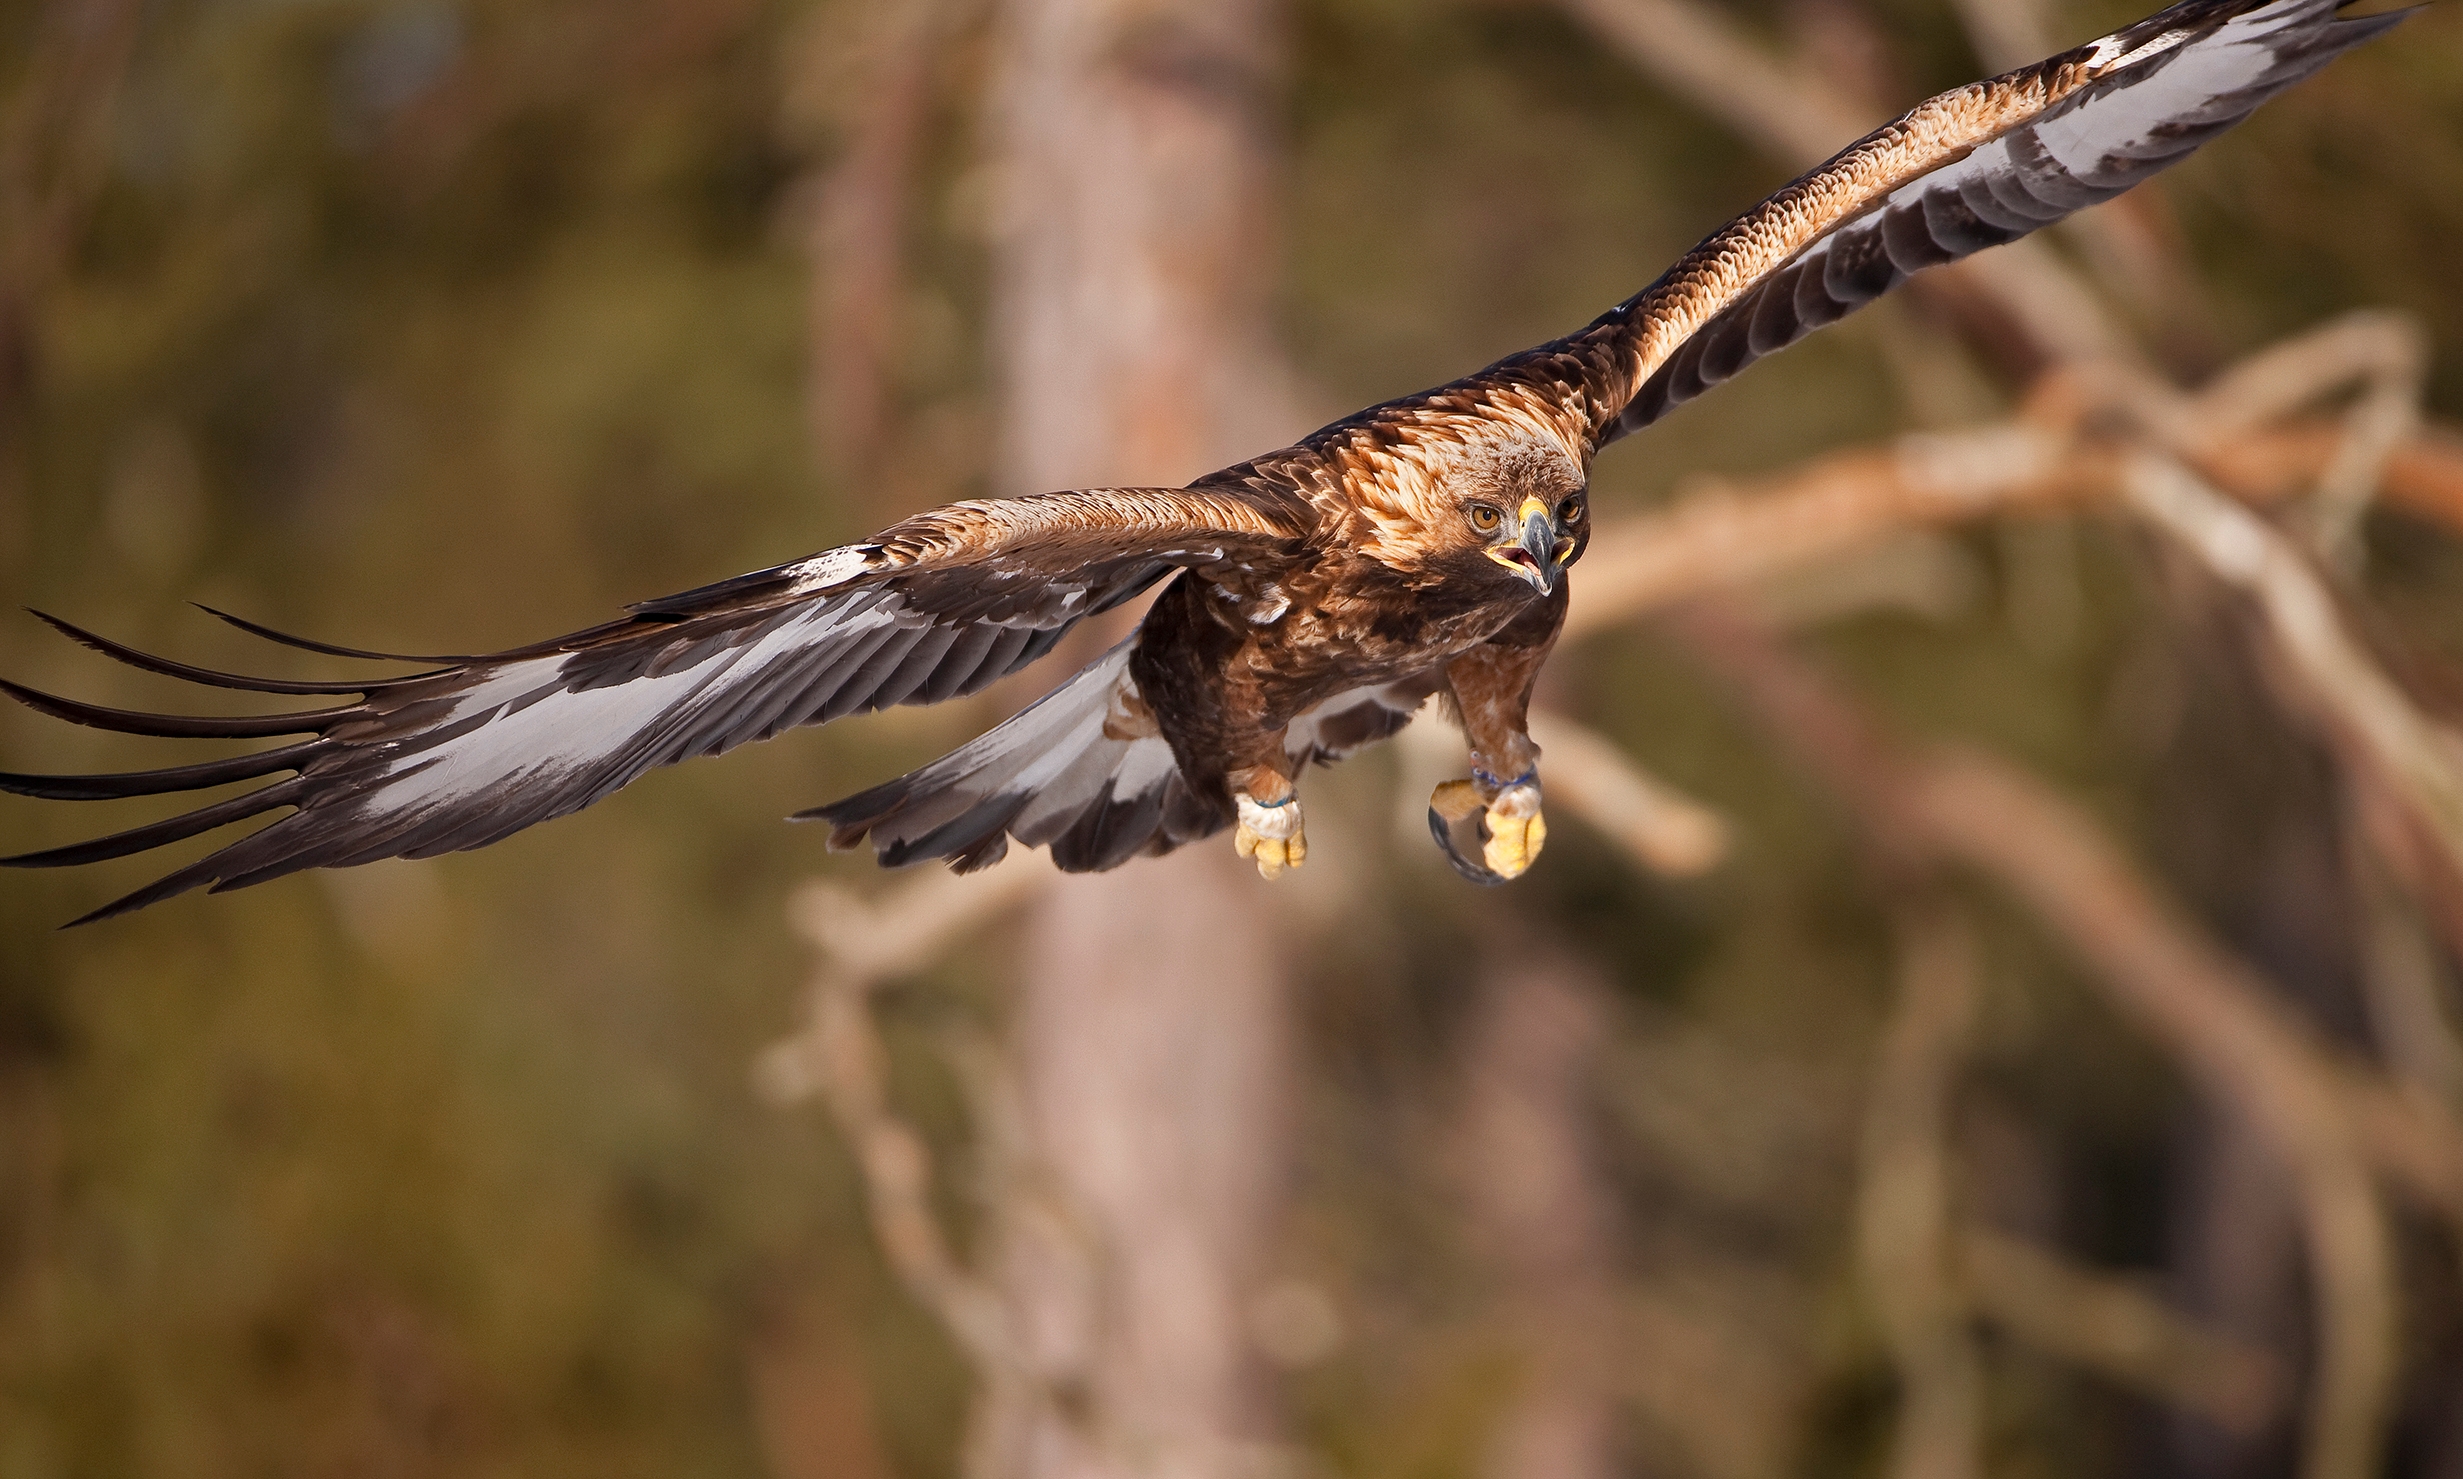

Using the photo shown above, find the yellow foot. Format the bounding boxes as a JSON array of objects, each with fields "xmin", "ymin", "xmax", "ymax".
[
  {"xmin": 1427, "ymin": 776, "xmax": 1546, "ymax": 882},
  {"xmin": 1481, "ymin": 781, "xmax": 1546, "ymax": 879},
  {"xmin": 1233, "ymin": 792, "xmax": 1308, "ymax": 880}
]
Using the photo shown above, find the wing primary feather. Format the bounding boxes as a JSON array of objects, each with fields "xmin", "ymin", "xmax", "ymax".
[
  {"xmin": 1879, "ymin": 204, "xmax": 1959, "ymax": 272},
  {"xmin": 870, "ymin": 625, "xmax": 966, "ymax": 710},
  {"xmin": 390, "ymin": 786, "xmax": 575, "ymax": 860},
  {"xmin": 1978, "ymin": 153, "xmax": 2071, "ymax": 223},
  {"xmin": 1820, "ymin": 228, "xmax": 1897, "ymax": 307},
  {"xmin": 31, "ymin": 612, "xmax": 445, "ymax": 695},
  {"xmin": 621, "ymin": 562, "xmax": 812, "ymax": 619},
  {"xmin": 878, "ymin": 793, "xmax": 1034, "ymax": 870},
  {"xmin": 692, "ymin": 644, "xmax": 839, "ymax": 748},
  {"xmin": 65, "ymin": 869, "xmax": 225, "ymax": 928},
  {"xmin": 946, "ymin": 830, "xmax": 1013, "ymax": 875},
  {"xmin": 916, "ymin": 626, "xmax": 1005, "ymax": 704},
  {"xmin": 1081, "ymin": 561, "xmax": 1175, "ymax": 617},
  {"xmin": 1159, "ymin": 774, "xmax": 1218, "ymax": 845},
  {"xmin": 1693, "ymin": 318, "xmax": 1752, "ymax": 387},
  {"xmin": 809, "ymin": 623, "xmax": 915, "ymax": 724},
  {"xmin": 1955, "ymin": 173, "xmax": 2045, "ymax": 232},
  {"xmin": 954, "ymin": 628, "xmax": 1038, "ymax": 697},
  {"xmin": 1788, "ymin": 253, "xmax": 1852, "ymax": 331},
  {"xmin": 1055, "ymin": 782, "xmax": 1170, "ymax": 873},
  {"xmin": 1744, "ymin": 268, "xmax": 1804, "ymax": 354},
  {"xmin": 0, "ymin": 677, "xmax": 351, "ymax": 739},
  {"xmin": 1919, "ymin": 189, "xmax": 2022, "ymax": 256},
  {"xmin": 1, "ymin": 776, "xmax": 308, "ymax": 870},
  {"xmin": 190, "ymin": 605, "xmax": 475, "ymax": 664},
  {"xmin": 1010, "ymin": 742, "xmax": 1124, "ymax": 846},
  {"xmin": 828, "ymin": 625, "xmax": 939, "ymax": 721},
  {"xmin": 0, "ymin": 738, "xmax": 324, "ymax": 801}
]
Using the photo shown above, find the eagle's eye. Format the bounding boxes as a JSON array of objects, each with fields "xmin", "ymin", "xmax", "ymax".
[
  {"xmin": 1467, "ymin": 503, "xmax": 1503, "ymax": 534},
  {"xmin": 1557, "ymin": 497, "xmax": 1583, "ymax": 525}
]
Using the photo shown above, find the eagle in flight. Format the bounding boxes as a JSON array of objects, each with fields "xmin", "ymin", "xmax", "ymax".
[{"xmin": 1, "ymin": 0, "xmax": 2403, "ymax": 923}]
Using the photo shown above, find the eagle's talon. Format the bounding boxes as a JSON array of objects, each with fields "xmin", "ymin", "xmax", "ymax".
[
  {"xmin": 1429, "ymin": 778, "xmax": 1485, "ymax": 824},
  {"xmin": 1481, "ymin": 780, "xmax": 1546, "ymax": 880},
  {"xmin": 1427, "ymin": 776, "xmax": 1544, "ymax": 883},
  {"xmin": 1482, "ymin": 806, "xmax": 1545, "ymax": 879},
  {"xmin": 1234, "ymin": 791, "xmax": 1306, "ymax": 880}
]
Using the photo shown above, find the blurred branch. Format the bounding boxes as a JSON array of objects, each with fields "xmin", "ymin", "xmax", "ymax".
[
  {"xmin": 1675, "ymin": 604, "xmax": 2463, "ymax": 1215},
  {"xmin": 0, "ymin": 0, "xmax": 139, "ymax": 442},
  {"xmin": 2348, "ymin": 837, "xmax": 2463, "ymax": 1115},
  {"xmin": 2213, "ymin": 420, "xmax": 2463, "ymax": 526},
  {"xmin": 1905, "ymin": 749, "xmax": 2404, "ymax": 1479},
  {"xmin": 0, "ymin": 0, "xmax": 137, "ymax": 279},
  {"xmin": 2164, "ymin": 310, "xmax": 2430, "ymax": 564},
  {"xmin": 1556, "ymin": 0, "xmax": 1858, "ymax": 160},
  {"xmin": 2183, "ymin": 311, "xmax": 2428, "ymax": 448},
  {"xmin": 1857, "ymin": 899, "xmax": 1984, "ymax": 1479},
  {"xmin": 1567, "ymin": 400, "xmax": 2463, "ymax": 645},
  {"xmin": 769, "ymin": 849, "xmax": 1052, "ymax": 1005},
  {"xmin": 1955, "ymin": 1226, "xmax": 2286, "ymax": 1435},
  {"xmin": 1610, "ymin": 1291, "xmax": 1805, "ymax": 1479},
  {"xmin": 1567, "ymin": 424, "xmax": 2073, "ymax": 640},
  {"xmin": 2122, "ymin": 452, "xmax": 2463, "ymax": 966},
  {"xmin": 1529, "ymin": 709, "xmax": 1731, "ymax": 876},
  {"xmin": 1562, "ymin": 318, "xmax": 2463, "ymax": 1236},
  {"xmin": 760, "ymin": 855, "xmax": 1056, "ymax": 1476},
  {"xmin": 797, "ymin": 0, "xmax": 976, "ymax": 481},
  {"xmin": 1670, "ymin": 607, "xmax": 2414, "ymax": 1479},
  {"xmin": 2290, "ymin": 325, "xmax": 2421, "ymax": 568},
  {"xmin": 1559, "ymin": 0, "xmax": 2132, "ymax": 370},
  {"xmin": 1943, "ymin": 0, "xmax": 2051, "ymax": 73}
]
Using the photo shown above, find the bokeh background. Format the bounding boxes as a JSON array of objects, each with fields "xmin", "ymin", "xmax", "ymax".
[{"xmin": 2, "ymin": 0, "xmax": 2461, "ymax": 1476}]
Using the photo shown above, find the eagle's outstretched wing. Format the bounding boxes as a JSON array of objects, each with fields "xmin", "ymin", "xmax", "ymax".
[
  {"xmin": 1509, "ymin": 0, "xmax": 2404, "ymax": 440},
  {"xmin": 1, "ymin": 487, "xmax": 1308, "ymax": 924}
]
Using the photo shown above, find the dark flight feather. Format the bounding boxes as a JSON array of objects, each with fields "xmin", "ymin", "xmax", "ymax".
[
  {"xmin": 190, "ymin": 604, "xmax": 475, "ymax": 664},
  {"xmin": 4, "ymin": 491, "xmax": 1304, "ymax": 919}
]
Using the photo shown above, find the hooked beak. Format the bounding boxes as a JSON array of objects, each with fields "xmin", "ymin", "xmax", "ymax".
[{"xmin": 1484, "ymin": 496, "xmax": 1568, "ymax": 594}]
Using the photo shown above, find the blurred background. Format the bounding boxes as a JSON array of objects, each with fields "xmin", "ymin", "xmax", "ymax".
[{"xmin": 2, "ymin": 0, "xmax": 2461, "ymax": 1475}]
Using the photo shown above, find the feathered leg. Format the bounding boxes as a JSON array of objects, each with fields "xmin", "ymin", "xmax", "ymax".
[
  {"xmin": 1227, "ymin": 754, "xmax": 1304, "ymax": 880},
  {"xmin": 1429, "ymin": 594, "xmax": 1563, "ymax": 883}
]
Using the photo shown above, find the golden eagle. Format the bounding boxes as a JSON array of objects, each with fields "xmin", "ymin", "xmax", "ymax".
[{"xmin": 2, "ymin": 0, "xmax": 2402, "ymax": 923}]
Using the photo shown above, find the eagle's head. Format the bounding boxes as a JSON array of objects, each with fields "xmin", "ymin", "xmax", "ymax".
[
  {"xmin": 1446, "ymin": 437, "xmax": 1586, "ymax": 597},
  {"xmin": 1343, "ymin": 415, "xmax": 1591, "ymax": 593}
]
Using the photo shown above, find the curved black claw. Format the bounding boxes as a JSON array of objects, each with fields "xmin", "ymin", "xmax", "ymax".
[{"xmin": 1427, "ymin": 794, "xmax": 1508, "ymax": 885}]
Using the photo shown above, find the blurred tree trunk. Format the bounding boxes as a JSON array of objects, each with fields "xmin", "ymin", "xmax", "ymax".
[
  {"xmin": 1461, "ymin": 950, "xmax": 1622, "ymax": 1479},
  {"xmin": 978, "ymin": 0, "xmax": 1300, "ymax": 1475},
  {"xmin": 2145, "ymin": 599, "xmax": 2374, "ymax": 1479},
  {"xmin": 0, "ymin": 0, "xmax": 140, "ymax": 555}
]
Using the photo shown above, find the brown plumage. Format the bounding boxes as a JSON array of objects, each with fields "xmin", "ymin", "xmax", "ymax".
[{"xmin": 2, "ymin": 0, "xmax": 2402, "ymax": 921}]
